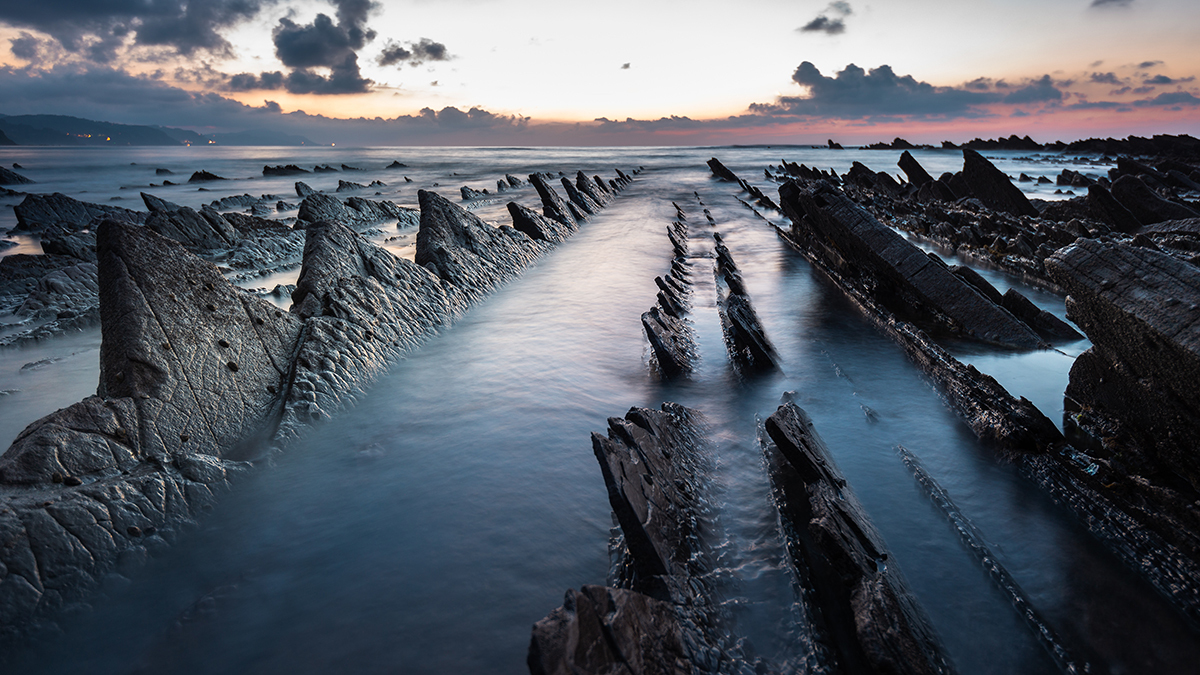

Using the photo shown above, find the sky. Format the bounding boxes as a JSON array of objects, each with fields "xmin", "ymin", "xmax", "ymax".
[{"xmin": 0, "ymin": 0, "xmax": 1198, "ymax": 145}]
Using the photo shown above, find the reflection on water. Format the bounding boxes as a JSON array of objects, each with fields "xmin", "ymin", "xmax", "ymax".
[{"xmin": 1, "ymin": 147, "xmax": 1195, "ymax": 675}]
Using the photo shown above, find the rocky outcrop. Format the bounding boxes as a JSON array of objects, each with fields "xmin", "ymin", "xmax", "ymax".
[
  {"xmin": 560, "ymin": 177, "xmax": 600, "ymax": 215},
  {"xmin": 263, "ymin": 165, "xmax": 309, "ymax": 176},
  {"xmin": 961, "ymin": 150, "xmax": 1039, "ymax": 217},
  {"xmin": 1110, "ymin": 175, "xmax": 1199, "ymax": 225},
  {"xmin": 898, "ymin": 151, "xmax": 934, "ymax": 187},
  {"xmin": 1084, "ymin": 184, "xmax": 1142, "ymax": 234},
  {"xmin": 529, "ymin": 174, "xmax": 578, "ymax": 229},
  {"xmin": 13, "ymin": 193, "xmax": 147, "ymax": 233},
  {"xmin": 575, "ymin": 171, "xmax": 609, "ymax": 207},
  {"xmin": 642, "ymin": 216, "xmax": 694, "ymax": 378},
  {"xmin": 40, "ymin": 229, "xmax": 97, "ymax": 263},
  {"xmin": 505, "ymin": 174, "xmax": 525, "ymax": 188},
  {"xmin": 713, "ymin": 234, "xmax": 777, "ymax": 373},
  {"xmin": 0, "ymin": 254, "xmax": 80, "ymax": 311},
  {"xmin": 506, "ymin": 202, "xmax": 573, "ymax": 243},
  {"xmin": 297, "ymin": 193, "xmax": 417, "ymax": 229},
  {"xmin": 14, "ymin": 263, "xmax": 99, "ymax": 320},
  {"xmin": 999, "ymin": 288, "xmax": 1082, "ymax": 342},
  {"xmin": 145, "ymin": 205, "xmax": 240, "ymax": 251},
  {"xmin": 295, "ymin": 181, "xmax": 316, "ymax": 198},
  {"xmin": 188, "ymin": 171, "xmax": 225, "ymax": 183},
  {"xmin": 761, "ymin": 401, "xmax": 956, "ymax": 675},
  {"xmin": 706, "ymin": 157, "xmax": 739, "ymax": 182},
  {"xmin": 0, "ymin": 166, "xmax": 33, "ymax": 185},
  {"xmin": 386, "ymin": 160, "xmax": 407, "ymax": 169},
  {"xmin": 779, "ymin": 179, "xmax": 1044, "ymax": 349},
  {"xmin": 336, "ymin": 180, "xmax": 366, "ymax": 192},
  {"xmin": 460, "ymin": 185, "xmax": 487, "ymax": 200}
]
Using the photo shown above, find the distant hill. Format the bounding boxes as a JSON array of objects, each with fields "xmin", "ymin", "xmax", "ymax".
[{"xmin": 0, "ymin": 113, "xmax": 317, "ymax": 146}]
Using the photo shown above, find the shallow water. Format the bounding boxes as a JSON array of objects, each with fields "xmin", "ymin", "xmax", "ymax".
[{"xmin": 1, "ymin": 146, "xmax": 1196, "ymax": 674}]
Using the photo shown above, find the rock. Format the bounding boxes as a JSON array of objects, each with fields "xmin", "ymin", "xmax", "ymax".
[
  {"xmin": 155, "ymin": 168, "xmax": 174, "ymax": 176},
  {"xmin": 314, "ymin": 165, "xmax": 338, "ymax": 173},
  {"xmin": 528, "ymin": 585, "xmax": 692, "ymax": 675},
  {"xmin": 415, "ymin": 190, "xmax": 546, "ymax": 297},
  {"xmin": 706, "ymin": 157, "xmax": 740, "ymax": 182},
  {"xmin": 828, "ymin": 139, "xmax": 844, "ymax": 149},
  {"xmin": 506, "ymin": 202, "xmax": 573, "ymax": 243},
  {"xmin": 761, "ymin": 401, "xmax": 956, "ymax": 675},
  {"xmin": 1019, "ymin": 173, "xmax": 1034, "ymax": 183},
  {"xmin": 144, "ymin": 205, "xmax": 240, "ymax": 250},
  {"xmin": 778, "ymin": 179, "xmax": 1044, "ymax": 349},
  {"xmin": 560, "ymin": 177, "xmax": 601, "ymax": 215},
  {"xmin": 263, "ymin": 165, "xmax": 309, "ymax": 176},
  {"xmin": 0, "ymin": 254, "xmax": 79, "ymax": 312},
  {"xmin": 505, "ymin": 174, "xmax": 524, "ymax": 188},
  {"xmin": 576, "ymin": 171, "xmax": 609, "ymax": 206},
  {"xmin": 960, "ymin": 150, "xmax": 1039, "ymax": 217},
  {"xmin": 1084, "ymin": 184, "xmax": 1142, "ymax": 234},
  {"xmin": 948, "ymin": 265, "xmax": 1004, "ymax": 305},
  {"xmin": 714, "ymin": 237, "xmax": 778, "ymax": 372},
  {"xmin": 999, "ymin": 287, "xmax": 1083, "ymax": 341},
  {"xmin": 40, "ymin": 228, "xmax": 98, "ymax": 263},
  {"xmin": 1046, "ymin": 239, "xmax": 1200, "ymax": 487},
  {"xmin": 1110, "ymin": 175, "xmax": 1200, "ymax": 225},
  {"xmin": 140, "ymin": 192, "xmax": 183, "ymax": 214},
  {"xmin": 0, "ymin": 166, "xmax": 34, "ymax": 185},
  {"xmin": 295, "ymin": 182, "xmax": 316, "ymax": 198},
  {"xmin": 898, "ymin": 151, "xmax": 934, "ymax": 187},
  {"xmin": 496, "ymin": 180, "xmax": 509, "ymax": 193},
  {"xmin": 14, "ymin": 263, "xmax": 99, "ymax": 320},
  {"xmin": 14, "ymin": 193, "xmax": 147, "ymax": 233},
  {"xmin": 297, "ymin": 193, "xmax": 415, "ymax": 229},
  {"xmin": 207, "ymin": 194, "xmax": 258, "ymax": 211},
  {"xmin": 336, "ymin": 180, "xmax": 366, "ymax": 192},
  {"xmin": 341, "ymin": 164, "xmax": 362, "ymax": 172},
  {"xmin": 529, "ymin": 174, "xmax": 578, "ymax": 229},
  {"xmin": 386, "ymin": 160, "xmax": 407, "ymax": 169},
  {"xmin": 460, "ymin": 186, "xmax": 486, "ymax": 200},
  {"xmin": 188, "ymin": 171, "xmax": 225, "ymax": 183},
  {"xmin": 1037, "ymin": 176, "xmax": 1052, "ymax": 185}
]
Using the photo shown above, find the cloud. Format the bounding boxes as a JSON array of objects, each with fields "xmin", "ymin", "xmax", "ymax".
[
  {"xmin": 0, "ymin": 0, "xmax": 276, "ymax": 60},
  {"xmin": 271, "ymin": 0, "xmax": 378, "ymax": 95},
  {"xmin": 798, "ymin": 2, "xmax": 852, "ymax": 35},
  {"xmin": 749, "ymin": 62, "xmax": 999, "ymax": 119},
  {"xmin": 226, "ymin": 71, "xmax": 285, "ymax": 91},
  {"xmin": 1002, "ymin": 75, "xmax": 1065, "ymax": 104},
  {"xmin": 377, "ymin": 38, "xmax": 450, "ymax": 67},
  {"xmin": 1091, "ymin": 0, "xmax": 1133, "ymax": 6},
  {"xmin": 1143, "ymin": 74, "xmax": 1194, "ymax": 85},
  {"xmin": 1089, "ymin": 72, "xmax": 1123, "ymax": 85},
  {"xmin": 1138, "ymin": 60, "xmax": 1163, "ymax": 69},
  {"xmin": 1133, "ymin": 91, "xmax": 1200, "ymax": 107}
]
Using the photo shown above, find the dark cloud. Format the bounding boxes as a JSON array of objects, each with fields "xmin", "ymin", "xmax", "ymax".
[
  {"xmin": 798, "ymin": 1, "xmax": 852, "ymax": 35},
  {"xmin": 271, "ymin": 0, "xmax": 378, "ymax": 95},
  {"xmin": 377, "ymin": 38, "xmax": 450, "ymax": 67},
  {"xmin": 1138, "ymin": 60, "xmax": 1163, "ymax": 69},
  {"xmin": 1091, "ymin": 0, "xmax": 1133, "ymax": 6},
  {"xmin": 9, "ymin": 32, "xmax": 52, "ymax": 63},
  {"xmin": 749, "ymin": 62, "xmax": 999, "ymax": 119},
  {"xmin": 0, "ymin": 0, "xmax": 276, "ymax": 60},
  {"xmin": 1002, "ymin": 75, "xmax": 1065, "ymax": 104},
  {"xmin": 963, "ymin": 77, "xmax": 995, "ymax": 91},
  {"xmin": 226, "ymin": 71, "xmax": 284, "ymax": 91},
  {"xmin": 1143, "ymin": 74, "xmax": 1194, "ymax": 85},
  {"xmin": 1133, "ymin": 91, "xmax": 1200, "ymax": 107},
  {"xmin": 1089, "ymin": 72, "xmax": 1123, "ymax": 85}
]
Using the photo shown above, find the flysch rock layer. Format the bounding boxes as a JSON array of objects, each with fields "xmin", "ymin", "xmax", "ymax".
[
  {"xmin": 642, "ymin": 216, "xmax": 695, "ymax": 378},
  {"xmin": 713, "ymin": 235, "xmax": 778, "ymax": 373},
  {"xmin": 14, "ymin": 193, "xmax": 148, "ymax": 233},
  {"xmin": 779, "ymin": 178, "xmax": 1045, "ymax": 349},
  {"xmin": 0, "ymin": 169, "xmax": 635, "ymax": 635},
  {"xmin": 761, "ymin": 401, "xmax": 956, "ymax": 675}
]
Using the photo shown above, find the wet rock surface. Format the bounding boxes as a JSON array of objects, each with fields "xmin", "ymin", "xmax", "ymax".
[
  {"xmin": 713, "ymin": 234, "xmax": 778, "ymax": 373},
  {"xmin": 14, "ymin": 193, "xmax": 147, "ymax": 233},
  {"xmin": 761, "ymin": 401, "xmax": 956, "ymax": 675},
  {"xmin": 642, "ymin": 211, "xmax": 695, "ymax": 378},
  {"xmin": 0, "ymin": 166, "xmax": 34, "ymax": 185}
]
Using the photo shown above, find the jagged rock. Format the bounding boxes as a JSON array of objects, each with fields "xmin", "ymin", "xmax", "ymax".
[
  {"xmin": 415, "ymin": 190, "xmax": 546, "ymax": 297},
  {"xmin": 898, "ymin": 151, "xmax": 934, "ymax": 187},
  {"xmin": 460, "ymin": 186, "xmax": 486, "ymax": 200},
  {"xmin": 961, "ymin": 150, "xmax": 1038, "ymax": 217},
  {"xmin": 576, "ymin": 171, "xmax": 609, "ymax": 206},
  {"xmin": 188, "ymin": 171, "xmax": 225, "ymax": 183},
  {"xmin": 145, "ymin": 206, "xmax": 239, "ymax": 250},
  {"xmin": 1084, "ymin": 184, "xmax": 1142, "ymax": 234},
  {"xmin": 529, "ymin": 174, "xmax": 578, "ymax": 229},
  {"xmin": 706, "ymin": 157, "xmax": 740, "ymax": 182},
  {"xmin": 528, "ymin": 585, "xmax": 692, "ymax": 675},
  {"xmin": 1110, "ymin": 175, "xmax": 1200, "ymax": 225},
  {"xmin": 140, "ymin": 192, "xmax": 183, "ymax": 214},
  {"xmin": 155, "ymin": 168, "xmax": 174, "ymax": 176},
  {"xmin": 592, "ymin": 175, "xmax": 611, "ymax": 197},
  {"xmin": 1047, "ymin": 239, "xmax": 1200, "ymax": 487},
  {"xmin": 560, "ymin": 177, "xmax": 601, "ymax": 215},
  {"xmin": 295, "ymin": 182, "xmax": 316, "ymax": 198},
  {"xmin": 0, "ymin": 254, "xmax": 79, "ymax": 311},
  {"xmin": 1037, "ymin": 176, "xmax": 1052, "ymax": 185},
  {"xmin": 297, "ymin": 193, "xmax": 415, "ymax": 229},
  {"xmin": 263, "ymin": 165, "xmax": 309, "ymax": 176},
  {"xmin": 341, "ymin": 164, "xmax": 362, "ymax": 172},
  {"xmin": 386, "ymin": 160, "xmax": 407, "ymax": 169},
  {"xmin": 206, "ymin": 194, "xmax": 257, "ymax": 210},
  {"xmin": 642, "ymin": 306, "xmax": 693, "ymax": 377},
  {"xmin": 314, "ymin": 165, "xmax": 338, "ymax": 173},
  {"xmin": 505, "ymin": 174, "xmax": 524, "ymax": 188},
  {"xmin": 40, "ymin": 228, "xmax": 97, "ymax": 262},
  {"xmin": 1019, "ymin": 173, "xmax": 1034, "ymax": 183},
  {"xmin": 14, "ymin": 193, "xmax": 147, "ymax": 233},
  {"xmin": 506, "ymin": 202, "xmax": 573, "ymax": 242},
  {"xmin": 714, "ymin": 237, "xmax": 778, "ymax": 372},
  {"xmin": 225, "ymin": 229, "xmax": 306, "ymax": 271},
  {"xmin": 1000, "ymin": 287, "xmax": 1083, "ymax": 341},
  {"xmin": 496, "ymin": 180, "xmax": 509, "ymax": 193},
  {"xmin": 779, "ymin": 179, "xmax": 1044, "ymax": 349},
  {"xmin": 948, "ymin": 265, "xmax": 1004, "ymax": 305},
  {"xmin": 0, "ymin": 166, "xmax": 33, "ymax": 185},
  {"xmin": 14, "ymin": 263, "xmax": 99, "ymax": 319},
  {"xmin": 336, "ymin": 180, "xmax": 366, "ymax": 192},
  {"xmin": 761, "ymin": 402, "xmax": 956, "ymax": 675}
]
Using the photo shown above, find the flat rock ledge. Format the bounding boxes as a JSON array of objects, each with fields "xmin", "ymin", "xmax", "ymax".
[
  {"xmin": 531, "ymin": 404, "xmax": 755, "ymax": 675},
  {"xmin": 0, "ymin": 169, "xmax": 635, "ymax": 637},
  {"xmin": 761, "ymin": 401, "xmax": 956, "ymax": 675}
]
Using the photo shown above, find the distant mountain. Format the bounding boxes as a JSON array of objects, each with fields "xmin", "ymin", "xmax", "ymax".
[{"xmin": 0, "ymin": 114, "xmax": 318, "ymax": 146}]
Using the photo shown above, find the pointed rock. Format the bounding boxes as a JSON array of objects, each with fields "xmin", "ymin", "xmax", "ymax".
[
  {"xmin": 961, "ymin": 149, "xmax": 1038, "ymax": 217},
  {"xmin": 529, "ymin": 173, "xmax": 578, "ymax": 228}
]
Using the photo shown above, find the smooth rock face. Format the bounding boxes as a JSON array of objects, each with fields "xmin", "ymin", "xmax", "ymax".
[
  {"xmin": 528, "ymin": 585, "xmax": 692, "ymax": 675},
  {"xmin": 1047, "ymin": 239, "xmax": 1200, "ymax": 486},
  {"xmin": 961, "ymin": 149, "xmax": 1039, "ymax": 217},
  {"xmin": 779, "ymin": 179, "xmax": 1044, "ymax": 349},
  {"xmin": 762, "ymin": 402, "xmax": 956, "ymax": 675},
  {"xmin": 14, "ymin": 193, "xmax": 147, "ymax": 233},
  {"xmin": 1110, "ymin": 175, "xmax": 1200, "ymax": 225}
]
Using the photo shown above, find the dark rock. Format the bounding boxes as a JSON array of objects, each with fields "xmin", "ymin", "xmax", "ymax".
[
  {"xmin": 1019, "ymin": 173, "xmax": 1034, "ymax": 183},
  {"xmin": 386, "ymin": 160, "xmax": 407, "ymax": 169},
  {"xmin": 341, "ymin": 164, "xmax": 362, "ymax": 172},
  {"xmin": 1000, "ymin": 287, "xmax": 1083, "ymax": 341},
  {"xmin": 779, "ymin": 179, "xmax": 1044, "ymax": 349},
  {"xmin": 188, "ymin": 171, "xmax": 225, "ymax": 183},
  {"xmin": 528, "ymin": 585, "xmax": 691, "ymax": 675},
  {"xmin": 139, "ymin": 192, "xmax": 183, "ymax": 214},
  {"xmin": 1084, "ymin": 184, "xmax": 1142, "ymax": 234},
  {"xmin": 898, "ymin": 151, "xmax": 934, "ymax": 187},
  {"xmin": 460, "ymin": 186, "xmax": 486, "ymax": 201},
  {"xmin": 714, "ymin": 237, "xmax": 778, "ymax": 372},
  {"xmin": 297, "ymin": 193, "xmax": 416, "ymax": 229},
  {"xmin": 1110, "ymin": 175, "xmax": 1199, "ymax": 225},
  {"xmin": 761, "ymin": 402, "xmax": 955, "ymax": 675},
  {"xmin": 40, "ymin": 228, "xmax": 98, "ymax": 263},
  {"xmin": 961, "ymin": 150, "xmax": 1039, "ymax": 217},
  {"xmin": 706, "ymin": 157, "xmax": 740, "ymax": 182},
  {"xmin": 14, "ymin": 193, "xmax": 147, "ymax": 233},
  {"xmin": 828, "ymin": 139, "xmax": 844, "ymax": 149},
  {"xmin": 506, "ymin": 202, "xmax": 573, "ymax": 243},
  {"xmin": 505, "ymin": 174, "xmax": 524, "ymax": 188},
  {"xmin": 529, "ymin": 174, "xmax": 578, "ymax": 229},
  {"xmin": 560, "ymin": 177, "xmax": 601, "ymax": 215},
  {"xmin": 0, "ymin": 166, "xmax": 34, "ymax": 185},
  {"xmin": 145, "ymin": 206, "xmax": 239, "ymax": 250},
  {"xmin": 205, "ymin": 194, "xmax": 258, "ymax": 211},
  {"xmin": 314, "ymin": 165, "xmax": 338, "ymax": 173},
  {"xmin": 1037, "ymin": 176, "xmax": 1052, "ymax": 185},
  {"xmin": 295, "ymin": 181, "xmax": 316, "ymax": 198},
  {"xmin": 263, "ymin": 165, "xmax": 309, "ymax": 176},
  {"xmin": 948, "ymin": 265, "xmax": 1004, "ymax": 305},
  {"xmin": 14, "ymin": 262, "xmax": 99, "ymax": 320},
  {"xmin": 155, "ymin": 168, "xmax": 174, "ymax": 176},
  {"xmin": 575, "ymin": 171, "xmax": 609, "ymax": 206},
  {"xmin": 336, "ymin": 180, "xmax": 366, "ymax": 192}
]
